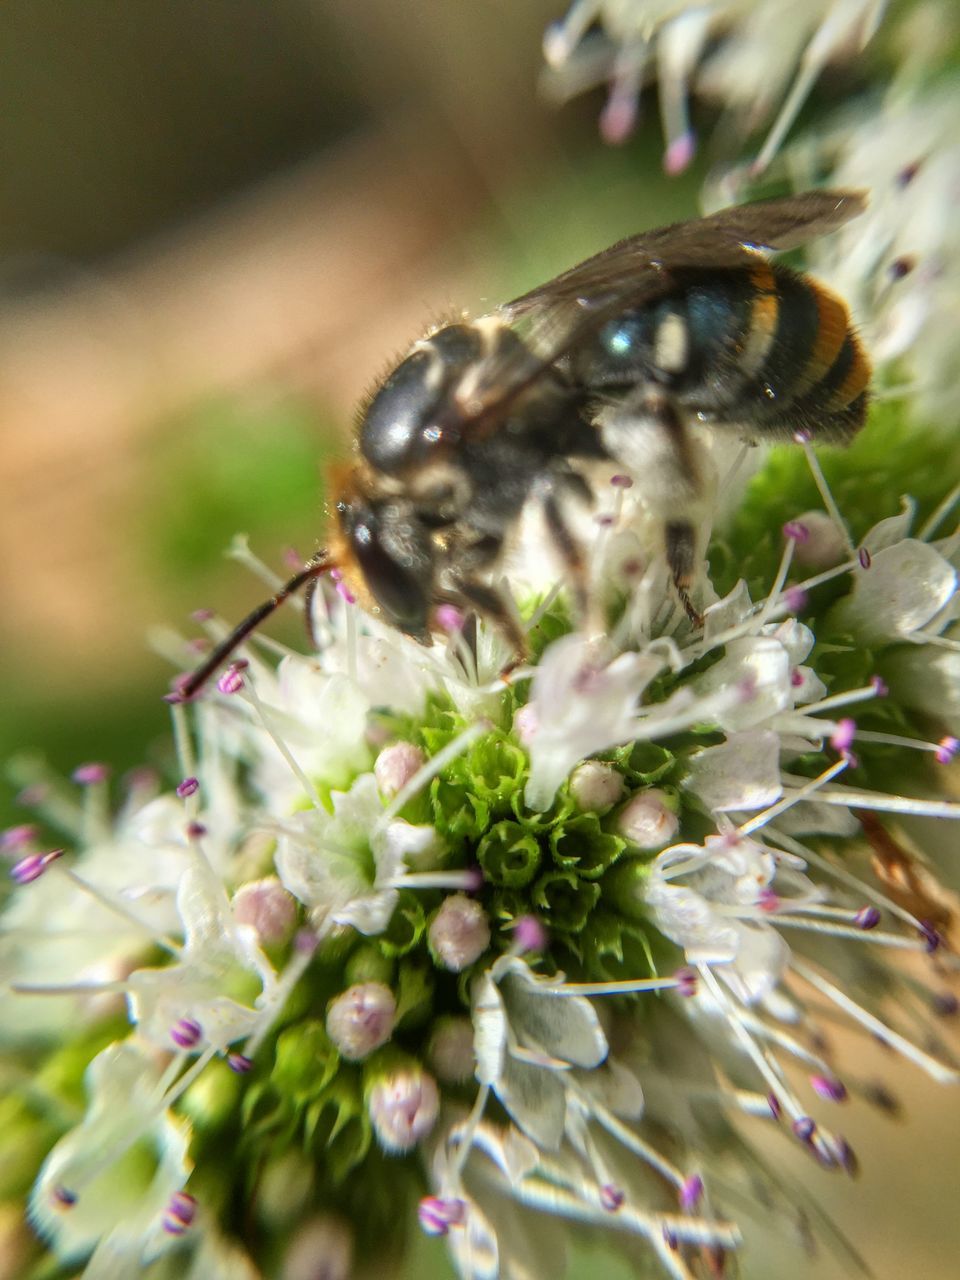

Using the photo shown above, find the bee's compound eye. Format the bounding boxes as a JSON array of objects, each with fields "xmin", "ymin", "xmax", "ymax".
[{"xmin": 340, "ymin": 503, "xmax": 432, "ymax": 640}]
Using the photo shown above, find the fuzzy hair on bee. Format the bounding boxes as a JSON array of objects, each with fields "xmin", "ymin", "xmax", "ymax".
[{"xmin": 179, "ymin": 189, "xmax": 870, "ymax": 699}]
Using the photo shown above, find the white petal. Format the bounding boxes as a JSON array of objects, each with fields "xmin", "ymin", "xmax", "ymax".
[
  {"xmin": 30, "ymin": 1043, "xmax": 192, "ymax": 1264},
  {"xmin": 702, "ymin": 579, "xmax": 752, "ymax": 645},
  {"xmin": 496, "ymin": 1055, "xmax": 567, "ymax": 1151},
  {"xmin": 524, "ymin": 635, "xmax": 663, "ymax": 810},
  {"xmin": 498, "ymin": 960, "xmax": 608, "ymax": 1069},
  {"xmin": 645, "ymin": 882, "xmax": 739, "ymax": 963},
  {"xmin": 684, "ymin": 729, "xmax": 783, "ymax": 812},
  {"xmin": 883, "ymin": 640, "xmax": 960, "ymax": 730},
  {"xmin": 694, "ymin": 636, "xmax": 792, "ymax": 731},
  {"xmin": 572, "ymin": 1058, "xmax": 645, "ymax": 1120},
  {"xmin": 771, "ymin": 799, "xmax": 862, "ymax": 837},
  {"xmin": 330, "ymin": 885, "xmax": 399, "ymax": 936},
  {"xmin": 472, "ymin": 972, "xmax": 508, "ymax": 1087},
  {"xmin": 829, "ymin": 539, "xmax": 957, "ymax": 644},
  {"xmin": 862, "ymin": 497, "xmax": 916, "ymax": 553},
  {"xmin": 721, "ymin": 924, "xmax": 790, "ymax": 1005}
]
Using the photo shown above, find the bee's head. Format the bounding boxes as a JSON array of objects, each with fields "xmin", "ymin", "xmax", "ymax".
[{"xmin": 332, "ymin": 473, "xmax": 435, "ymax": 642}]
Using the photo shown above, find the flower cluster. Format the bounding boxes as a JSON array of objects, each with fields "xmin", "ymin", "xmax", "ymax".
[
  {"xmin": 541, "ymin": 0, "xmax": 886, "ymax": 169},
  {"xmin": 3, "ymin": 390, "xmax": 959, "ymax": 1278}
]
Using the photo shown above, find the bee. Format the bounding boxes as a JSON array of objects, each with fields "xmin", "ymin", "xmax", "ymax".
[{"xmin": 180, "ymin": 189, "xmax": 870, "ymax": 698}]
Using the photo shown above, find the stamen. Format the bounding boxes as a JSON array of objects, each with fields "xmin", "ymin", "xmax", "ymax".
[
  {"xmin": 755, "ymin": 533, "xmax": 797, "ymax": 627},
  {"xmin": 553, "ymin": 968, "xmax": 695, "ymax": 998},
  {"xmin": 168, "ymin": 699, "xmax": 198, "ymax": 782},
  {"xmin": 919, "ymin": 482, "xmax": 960, "ymax": 540},
  {"xmin": 10, "ymin": 848, "xmax": 63, "ymax": 885},
  {"xmin": 241, "ymin": 677, "xmax": 326, "ymax": 814},
  {"xmin": 789, "ymin": 957, "xmax": 959, "ymax": 1084},
  {"xmin": 736, "ymin": 758, "xmax": 848, "ymax": 837},
  {"xmin": 217, "ymin": 663, "xmax": 247, "ymax": 696},
  {"xmin": 390, "ymin": 868, "xmax": 483, "ymax": 893},
  {"xmin": 418, "ymin": 1195, "xmax": 466, "ymax": 1237},
  {"xmin": 802, "ymin": 682, "xmax": 884, "ymax": 716},
  {"xmin": 510, "ymin": 915, "xmax": 549, "ymax": 954},
  {"xmin": 244, "ymin": 931, "xmax": 318, "ymax": 1059},
  {"xmin": 797, "ymin": 439, "xmax": 855, "ymax": 555},
  {"xmin": 810, "ymin": 1075, "xmax": 848, "ymax": 1104},
  {"xmin": 829, "ymin": 718, "xmax": 857, "ymax": 755},
  {"xmin": 170, "ymin": 1018, "xmax": 203, "ymax": 1051},
  {"xmin": 583, "ymin": 1089, "xmax": 685, "ymax": 1190},
  {"xmin": 698, "ymin": 967, "xmax": 806, "ymax": 1124},
  {"xmin": 57, "ymin": 865, "xmax": 181, "ymax": 954},
  {"xmin": 657, "ymin": 9, "xmax": 708, "ymax": 175},
  {"xmin": 0, "ymin": 824, "xmax": 37, "ymax": 853},
  {"xmin": 448, "ymin": 1083, "xmax": 491, "ymax": 1183},
  {"xmin": 227, "ymin": 534, "xmax": 286, "ymax": 591},
  {"xmin": 163, "ymin": 1191, "xmax": 197, "ymax": 1235},
  {"xmin": 679, "ymin": 1174, "xmax": 704, "ymax": 1211},
  {"xmin": 772, "ymin": 914, "xmax": 922, "ymax": 950},
  {"xmin": 793, "ymin": 786, "xmax": 960, "ymax": 820}
]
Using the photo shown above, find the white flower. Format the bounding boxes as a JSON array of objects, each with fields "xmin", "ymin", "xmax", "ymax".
[
  {"xmin": 243, "ymin": 656, "xmax": 374, "ymax": 803},
  {"xmin": 828, "ymin": 538, "xmax": 957, "ymax": 645},
  {"xmin": 29, "ymin": 1042, "xmax": 193, "ymax": 1269},
  {"xmin": 127, "ymin": 862, "xmax": 277, "ymax": 1053},
  {"xmin": 473, "ymin": 955, "xmax": 608, "ymax": 1150},
  {"xmin": 807, "ymin": 83, "xmax": 960, "ymax": 417},
  {"xmin": 0, "ymin": 795, "xmax": 194, "ymax": 1042},
  {"xmin": 542, "ymin": 0, "xmax": 884, "ymax": 169},
  {"xmin": 646, "ymin": 834, "xmax": 817, "ymax": 1002},
  {"xmin": 684, "ymin": 729, "xmax": 784, "ymax": 813},
  {"xmin": 523, "ymin": 635, "xmax": 665, "ymax": 810},
  {"xmin": 274, "ymin": 773, "xmax": 444, "ymax": 936}
]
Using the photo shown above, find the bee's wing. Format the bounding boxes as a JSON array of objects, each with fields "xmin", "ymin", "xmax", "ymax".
[
  {"xmin": 464, "ymin": 190, "xmax": 865, "ymax": 436},
  {"xmin": 504, "ymin": 189, "xmax": 866, "ymax": 321}
]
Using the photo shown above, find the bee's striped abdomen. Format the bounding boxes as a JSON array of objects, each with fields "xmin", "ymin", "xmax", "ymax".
[
  {"xmin": 750, "ymin": 269, "xmax": 870, "ymax": 440},
  {"xmin": 572, "ymin": 261, "xmax": 869, "ymax": 442}
]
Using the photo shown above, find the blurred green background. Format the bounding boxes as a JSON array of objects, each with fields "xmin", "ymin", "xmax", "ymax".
[{"xmin": 0, "ymin": 3, "xmax": 957, "ymax": 1278}]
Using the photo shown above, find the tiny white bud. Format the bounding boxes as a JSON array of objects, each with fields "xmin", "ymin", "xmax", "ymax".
[
  {"xmin": 428, "ymin": 893, "xmax": 491, "ymax": 971},
  {"xmin": 368, "ymin": 1067, "xmax": 440, "ymax": 1152},
  {"xmin": 617, "ymin": 788, "xmax": 679, "ymax": 850},
  {"xmin": 374, "ymin": 741, "xmax": 425, "ymax": 798},
  {"xmin": 428, "ymin": 1015, "xmax": 476, "ymax": 1084},
  {"xmin": 326, "ymin": 982, "xmax": 396, "ymax": 1061},
  {"xmin": 232, "ymin": 876, "xmax": 298, "ymax": 946},
  {"xmin": 791, "ymin": 510, "xmax": 847, "ymax": 569},
  {"xmin": 569, "ymin": 761, "xmax": 625, "ymax": 812},
  {"xmin": 513, "ymin": 703, "xmax": 539, "ymax": 746},
  {"xmin": 283, "ymin": 1213, "xmax": 354, "ymax": 1280},
  {"xmin": 257, "ymin": 1150, "xmax": 314, "ymax": 1227}
]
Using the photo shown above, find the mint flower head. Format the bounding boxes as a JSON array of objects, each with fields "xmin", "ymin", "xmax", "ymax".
[
  {"xmin": 5, "ymin": 389, "xmax": 960, "ymax": 1279},
  {"xmin": 5, "ymin": 11, "xmax": 960, "ymax": 1276},
  {"xmin": 542, "ymin": 0, "xmax": 885, "ymax": 169}
]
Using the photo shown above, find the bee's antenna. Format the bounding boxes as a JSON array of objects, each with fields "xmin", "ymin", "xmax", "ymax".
[{"xmin": 177, "ymin": 551, "xmax": 336, "ymax": 699}]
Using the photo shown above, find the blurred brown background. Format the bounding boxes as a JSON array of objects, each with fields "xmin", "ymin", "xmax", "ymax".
[{"xmin": 0, "ymin": 2, "xmax": 957, "ymax": 1277}]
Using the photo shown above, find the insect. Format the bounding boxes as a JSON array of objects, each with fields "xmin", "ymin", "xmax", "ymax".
[{"xmin": 180, "ymin": 189, "xmax": 870, "ymax": 698}]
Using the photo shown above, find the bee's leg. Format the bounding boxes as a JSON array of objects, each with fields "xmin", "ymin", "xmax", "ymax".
[
  {"xmin": 601, "ymin": 389, "xmax": 707, "ymax": 625},
  {"xmin": 452, "ymin": 577, "xmax": 528, "ymax": 661},
  {"xmin": 542, "ymin": 490, "xmax": 589, "ymax": 623},
  {"xmin": 665, "ymin": 520, "xmax": 703, "ymax": 626}
]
